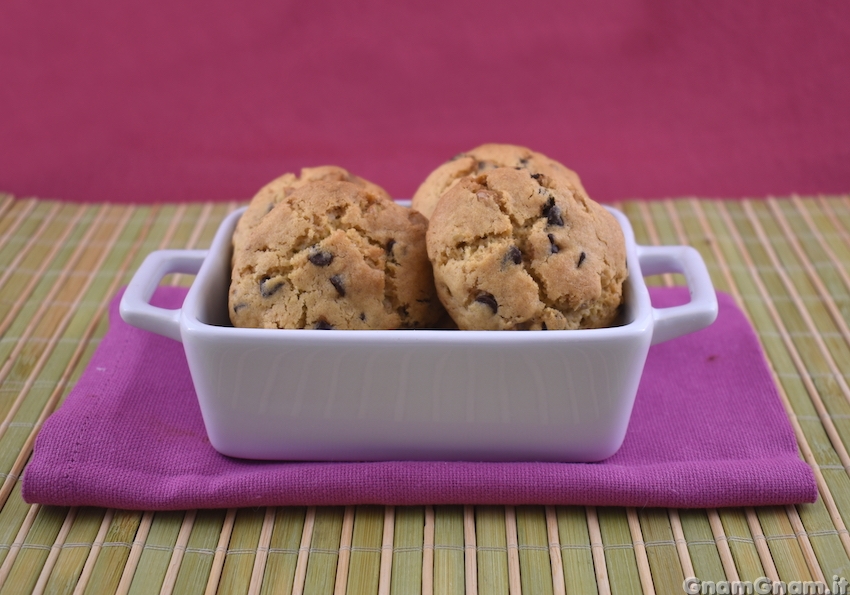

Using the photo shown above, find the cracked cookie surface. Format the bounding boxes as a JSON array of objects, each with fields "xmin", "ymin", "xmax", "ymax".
[
  {"xmin": 230, "ymin": 180, "xmax": 445, "ymax": 329},
  {"xmin": 425, "ymin": 167, "xmax": 627, "ymax": 330},
  {"xmin": 232, "ymin": 166, "xmax": 392, "ymax": 250},
  {"xmin": 411, "ymin": 143, "xmax": 587, "ymax": 219}
]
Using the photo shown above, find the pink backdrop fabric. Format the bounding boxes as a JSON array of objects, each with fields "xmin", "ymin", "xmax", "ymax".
[{"xmin": 1, "ymin": 1, "xmax": 849, "ymax": 204}]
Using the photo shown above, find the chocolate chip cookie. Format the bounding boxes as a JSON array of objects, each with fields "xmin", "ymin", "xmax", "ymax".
[
  {"xmin": 426, "ymin": 167, "xmax": 627, "ymax": 330},
  {"xmin": 230, "ymin": 179, "xmax": 445, "ymax": 330},
  {"xmin": 232, "ymin": 166, "xmax": 392, "ymax": 250},
  {"xmin": 411, "ymin": 143, "xmax": 586, "ymax": 219}
]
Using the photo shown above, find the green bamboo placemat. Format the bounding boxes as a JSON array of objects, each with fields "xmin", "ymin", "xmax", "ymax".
[{"xmin": 0, "ymin": 193, "xmax": 849, "ymax": 594}]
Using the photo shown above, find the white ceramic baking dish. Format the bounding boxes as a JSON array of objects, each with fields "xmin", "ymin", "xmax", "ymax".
[{"xmin": 120, "ymin": 205, "xmax": 717, "ymax": 462}]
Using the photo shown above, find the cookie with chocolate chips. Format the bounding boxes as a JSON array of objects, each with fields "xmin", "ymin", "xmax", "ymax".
[
  {"xmin": 425, "ymin": 167, "xmax": 627, "ymax": 330},
  {"xmin": 232, "ymin": 166, "xmax": 392, "ymax": 250},
  {"xmin": 411, "ymin": 143, "xmax": 587, "ymax": 219},
  {"xmin": 230, "ymin": 180, "xmax": 445, "ymax": 329}
]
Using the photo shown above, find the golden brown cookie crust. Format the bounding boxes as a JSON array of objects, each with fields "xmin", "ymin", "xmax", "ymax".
[
  {"xmin": 230, "ymin": 180, "xmax": 445, "ymax": 330},
  {"xmin": 411, "ymin": 143, "xmax": 586, "ymax": 219},
  {"xmin": 233, "ymin": 166, "xmax": 392, "ymax": 249},
  {"xmin": 426, "ymin": 167, "xmax": 627, "ymax": 330}
]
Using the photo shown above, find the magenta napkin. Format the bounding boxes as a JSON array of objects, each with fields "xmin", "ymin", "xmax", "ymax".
[{"xmin": 23, "ymin": 287, "xmax": 816, "ymax": 510}]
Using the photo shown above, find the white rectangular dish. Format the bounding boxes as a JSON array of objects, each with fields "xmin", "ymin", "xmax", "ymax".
[{"xmin": 120, "ymin": 205, "xmax": 717, "ymax": 462}]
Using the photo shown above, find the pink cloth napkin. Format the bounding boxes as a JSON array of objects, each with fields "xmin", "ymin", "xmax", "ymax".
[{"xmin": 23, "ymin": 287, "xmax": 816, "ymax": 510}]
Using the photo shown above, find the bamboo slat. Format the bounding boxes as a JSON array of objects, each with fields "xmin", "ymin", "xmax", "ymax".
[
  {"xmin": 260, "ymin": 507, "xmax": 305, "ymax": 595},
  {"xmin": 172, "ymin": 509, "xmax": 228, "ymax": 595},
  {"xmin": 421, "ymin": 506, "xmax": 435, "ymax": 595},
  {"xmin": 464, "ymin": 505, "xmax": 478, "ymax": 595},
  {"xmin": 1, "ymin": 194, "xmax": 849, "ymax": 594},
  {"xmin": 432, "ymin": 506, "xmax": 464, "ymax": 595},
  {"xmin": 555, "ymin": 507, "xmax": 598, "ymax": 595},
  {"xmin": 389, "ymin": 507, "xmax": 424, "ymax": 595},
  {"xmin": 636, "ymin": 508, "xmax": 683, "ymax": 594},
  {"xmin": 345, "ymin": 506, "xmax": 384, "ymax": 595},
  {"xmin": 475, "ymin": 506, "xmax": 509, "ymax": 595},
  {"xmin": 514, "ymin": 507, "xmax": 553, "ymax": 595},
  {"xmin": 503, "ymin": 506, "xmax": 522, "ymax": 595},
  {"xmin": 597, "ymin": 508, "xmax": 641, "ymax": 595},
  {"xmin": 0, "ymin": 503, "xmax": 42, "ymax": 591},
  {"xmin": 123, "ymin": 510, "xmax": 185, "ymax": 595},
  {"xmin": 378, "ymin": 506, "xmax": 394, "ymax": 595},
  {"xmin": 333, "ymin": 506, "xmax": 355, "ymax": 595},
  {"xmin": 248, "ymin": 507, "xmax": 276, "ymax": 595},
  {"xmin": 544, "ymin": 507, "xmax": 565, "ymax": 595},
  {"xmin": 217, "ymin": 507, "xmax": 266, "ymax": 594},
  {"xmin": 677, "ymin": 509, "xmax": 726, "ymax": 583},
  {"xmin": 303, "ymin": 507, "xmax": 344, "ymax": 595}
]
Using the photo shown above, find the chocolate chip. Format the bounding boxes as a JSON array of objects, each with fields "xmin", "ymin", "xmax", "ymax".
[
  {"xmin": 518, "ymin": 158, "xmax": 529, "ymax": 166},
  {"xmin": 232, "ymin": 303, "xmax": 247, "ymax": 313},
  {"xmin": 386, "ymin": 239, "xmax": 396, "ymax": 255},
  {"xmin": 532, "ymin": 173, "xmax": 551, "ymax": 186},
  {"xmin": 330, "ymin": 275, "xmax": 346, "ymax": 297},
  {"xmin": 541, "ymin": 197, "xmax": 564, "ymax": 226},
  {"xmin": 308, "ymin": 250, "xmax": 333, "ymax": 267},
  {"xmin": 314, "ymin": 319, "xmax": 334, "ymax": 330},
  {"xmin": 541, "ymin": 322, "xmax": 548, "ymax": 330},
  {"xmin": 260, "ymin": 277, "xmax": 283, "ymax": 298},
  {"xmin": 577, "ymin": 252, "xmax": 586, "ymax": 268},
  {"xmin": 475, "ymin": 292, "xmax": 498, "ymax": 313},
  {"xmin": 505, "ymin": 246, "xmax": 522, "ymax": 265},
  {"xmin": 360, "ymin": 312, "xmax": 366, "ymax": 321},
  {"xmin": 547, "ymin": 233, "xmax": 559, "ymax": 254}
]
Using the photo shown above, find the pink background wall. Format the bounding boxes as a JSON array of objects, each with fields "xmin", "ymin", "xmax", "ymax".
[{"xmin": 2, "ymin": 0, "xmax": 848, "ymax": 203}]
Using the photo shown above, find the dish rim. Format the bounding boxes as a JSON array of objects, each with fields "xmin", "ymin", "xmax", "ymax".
[{"xmin": 181, "ymin": 205, "xmax": 654, "ymax": 342}]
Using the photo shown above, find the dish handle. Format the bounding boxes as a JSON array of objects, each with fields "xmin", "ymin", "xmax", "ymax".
[
  {"xmin": 637, "ymin": 245, "xmax": 718, "ymax": 345},
  {"xmin": 119, "ymin": 249, "xmax": 208, "ymax": 342}
]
